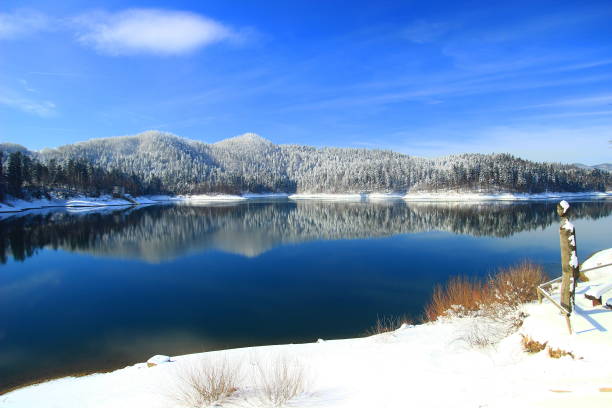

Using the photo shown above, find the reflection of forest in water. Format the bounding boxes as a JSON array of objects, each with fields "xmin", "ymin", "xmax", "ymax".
[{"xmin": 1, "ymin": 199, "xmax": 611, "ymax": 263}]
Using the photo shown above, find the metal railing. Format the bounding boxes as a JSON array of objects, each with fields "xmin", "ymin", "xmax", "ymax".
[{"xmin": 537, "ymin": 262, "xmax": 611, "ymax": 335}]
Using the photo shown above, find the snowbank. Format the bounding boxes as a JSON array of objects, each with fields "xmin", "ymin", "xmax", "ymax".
[
  {"xmin": 288, "ymin": 191, "xmax": 611, "ymax": 202},
  {"xmin": 3, "ymin": 249, "xmax": 611, "ymax": 407}
]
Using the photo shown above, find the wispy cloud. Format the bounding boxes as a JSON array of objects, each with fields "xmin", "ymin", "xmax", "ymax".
[
  {"xmin": 523, "ymin": 94, "xmax": 612, "ymax": 109},
  {"xmin": 527, "ymin": 110, "xmax": 612, "ymax": 120},
  {"xmin": 72, "ymin": 9, "xmax": 245, "ymax": 56},
  {"xmin": 0, "ymin": 9, "xmax": 50, "ymax": 39},
  {"xmin": 0, "ymin": 93, "xmax": 56, "ymax": 116}
]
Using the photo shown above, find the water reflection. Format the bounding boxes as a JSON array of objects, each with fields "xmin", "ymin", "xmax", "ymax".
[{"xmin": 1, "ymin": 200, "xmax": 611, "ymax": 263}]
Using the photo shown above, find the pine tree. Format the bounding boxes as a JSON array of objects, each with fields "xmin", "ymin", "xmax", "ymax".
[{"xmin": 7, "ymin": 152, "xmax": 23, "ymax": 197}]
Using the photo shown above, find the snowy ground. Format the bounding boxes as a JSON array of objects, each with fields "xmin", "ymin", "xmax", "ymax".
[
  {"xmin": 401, "ymin": 191, "xmax": 612, "ymax": 201},
  {"xmin": 2, "ymin": 250, "xmax": 611, "ymax": 408},
  {"xmin": 289, "ymin": 191, "xmax": 611, "ymax": 202}
]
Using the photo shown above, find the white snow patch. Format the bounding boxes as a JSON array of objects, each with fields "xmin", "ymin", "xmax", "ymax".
[
  {"xmin": 288, "ymin": 193, "xmax": 365, "ymax": 201},
  {"xmin": 146, "ymin": 355, "xmax": 172, "ymax": 366},
  {"xmin": 403, "ymin": 191, "xmax": 611, "ymax": 202},
  {"xmin": 569, "ymin": 250, "xmax": 579, "ymax": 268},
  {"xmin": 241, "ymin": 193, "xmax": 289, "ymax": 199},
  {"xmin": 559, "ymin": 200, "xmax": 570, "ymax": 214},
  {"xmin": 179, "ymin": 194, "xmax": 247, "ymax": 202}
]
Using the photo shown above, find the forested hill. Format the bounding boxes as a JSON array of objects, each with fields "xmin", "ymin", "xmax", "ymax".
[{"xmin": 1, "ymin": 131, "xmax": 610, "ymax": 195}]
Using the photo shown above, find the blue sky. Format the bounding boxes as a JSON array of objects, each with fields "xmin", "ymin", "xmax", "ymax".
[{"xmin": 1, "ymin": 0, "xmax": 611, "ymax": 164}]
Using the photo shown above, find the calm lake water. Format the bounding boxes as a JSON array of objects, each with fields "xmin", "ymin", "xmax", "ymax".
[{"xmin": 1, "ymin": 198, "xmax": 611, "ymax": 391}]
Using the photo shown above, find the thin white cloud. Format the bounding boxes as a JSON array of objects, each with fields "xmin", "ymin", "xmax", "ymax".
[
  {"xmin": 73, "ymin": 9, "xmax": 241, "ymax": 56},
  {"xmin": 0, "ymin": 93, "xmax": 56, "ymax": 117},
  {"xmin": 524, "ymin": 94, "xmax": 612, "ymax": 109},
  {"xmin": 0, "ymin": 9, "xmax": 49, "ymax": 39}
]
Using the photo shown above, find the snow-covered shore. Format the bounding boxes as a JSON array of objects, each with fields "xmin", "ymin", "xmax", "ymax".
[
  {"xmin": 0, "ymin": 195, "xmax": 159, "ymax": 213},
  {"xmin": 401, "ymin": 190, "xmax": 612, "ymax": 201},
  {"xmin": 2, "ymin": 250, "xmax": 611, "ymax": 408},
  {"xmin": 289, "ymin": 190, "xmax": 612, "ymax": 201},
  {"xmin": 1, "ymin": 191, "xmax": 610, "ymax": 214}
]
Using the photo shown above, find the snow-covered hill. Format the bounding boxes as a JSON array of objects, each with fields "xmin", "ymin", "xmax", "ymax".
[{"xmin": 2, "ymin": 131, "xmax": 610, "ymax": 194}]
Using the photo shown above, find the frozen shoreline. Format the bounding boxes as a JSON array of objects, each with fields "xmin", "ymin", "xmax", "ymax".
[
  {"xmin": 1, "ymin": 249, "xmax": 611, "ymax": 407},
  {"xmin": 1, "ymin": 191, "xmax": 610, "ymax": 214}
]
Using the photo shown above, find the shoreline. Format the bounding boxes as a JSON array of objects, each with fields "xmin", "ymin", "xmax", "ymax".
[{"xmin": 1, "ymin": 191, "xmax": 610, "ymax": 214}]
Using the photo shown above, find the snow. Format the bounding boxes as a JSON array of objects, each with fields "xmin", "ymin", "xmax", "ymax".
[
  {"xmin": 569, "ymin": 251, "xmax": 578, "ymax": 268},
  {"xmin": 562, "ymin": 219, "xmax": 575, "ymax": 232},
  {"xmin": 0, "ymin": 195, "xmax": 140, "ymax": 213},
  {"xmin": 367, "ymin": 192, "xmax": 405, "ymax": 200},
  {"xmin": 403, "ymin": 191, "xmax": 611, "ymax": 202},
  {"xmin": 585, "ymin": 283, "xmax": 612, "ymax": 299},
  {"xmin": 559, "ymin": 200, "xmax": 570, "ymax": 214},
  {"xmin": 2, "ymin": 191, "xmax": 610, "ymax": 214},
  {"xmin": 289, "ymin": 191, "xmax": 612, "ymax": 202},
  {"xmin": 146, "ymin": 355, "xmax": 172, "ymax": 366},
  {"xmin": 178, "ymin": 194, "xmax": 247, "ymax": 202},
  {"xmin": 288, "ymin": 193, "xmax": 366, "ymax": 201},
  {"xmin": 0, "ymin": 194, "xmax": 243, "ymax": 214},
  {"xmin": 581, "ymin": 248, "xmax": 612, "ymax": 300},
  {"xmin": 2, "ymin": 249, "xmax": 611, "ymax": 407},
  {"xmin": 241, "ymin": 193, "xmax": 289, "ymax": 199}
]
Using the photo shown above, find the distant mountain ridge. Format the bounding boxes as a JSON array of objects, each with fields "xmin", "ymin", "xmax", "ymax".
[
  {"xmin": 1, "ymin": 131, "xmax": 610, "ymax": 194},
  {"xmin": 572, "ymin": 163, "xmax": 612, "ymax": 172}
]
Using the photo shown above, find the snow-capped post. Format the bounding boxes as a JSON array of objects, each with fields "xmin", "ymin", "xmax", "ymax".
[{"xmin": 557, "ymin": 200, "xmax": 579, "ymax": 318}]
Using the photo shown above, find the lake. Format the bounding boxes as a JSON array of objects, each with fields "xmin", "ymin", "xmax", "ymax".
[{"xmin": 1, "ymin": 198, "xmax": 611, "ymax": 392}]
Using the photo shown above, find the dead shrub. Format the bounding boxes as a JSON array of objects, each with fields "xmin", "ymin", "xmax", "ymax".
[
  {"xmin": 547, "ymin": 347, "xmax": 576, "ymax": 359},
  {"xmin": 424, "ymin": 276, "xmax": 486, "ymax": 321},
  {"xmin": 489, "ymin": 262, "xmax": 546, "ymax": 309},
  {"xmin": 365, "ymin": 315, "xmax": 412, "ymax": 336},
  {"xmin": 425, "ymin": 261, "xmax": 546, "ymax": 322},
  {"xmin": 520, "ymin": 334, "xmax": 547, "ymax": 353},
  {"xmin": 253, "ymin": 356, "xmax": 308, "ymax": 407},
  {"xmin": 171, "ymin": 358, "xmax": 241, "ymax": 407}
]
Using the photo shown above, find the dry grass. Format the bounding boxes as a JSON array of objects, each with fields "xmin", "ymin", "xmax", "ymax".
[
  {"xmin": 365, "ymin": 315, "xmax": 412, "ymax": 336},
  {"xmin": 425, "ymin": 276, "xmax": 485, "ymax": 321},
  {"xmin": 253, "ymin": 356, "xmax": 307, "ymax": 407},
  {"xmin": 171, "ymin": 358, "xmax": 241, "ymax": 407},
  {"xmin": 425, "ymin": 261, "xmax": 546, "ymax": 322},
  {"xmin": 490, "ymin": 262, "xmax": 546, "ymax": 308},
  {"xmin": 520, "ymin": 334, "xmax": 547, "ymax": 353}
]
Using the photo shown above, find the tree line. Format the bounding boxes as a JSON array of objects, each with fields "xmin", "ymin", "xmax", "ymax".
[
  {"xmin": 1, "ymin": 131, "xmax": 610, "ymax": 199},
  {"xmin": 0, "ymin": 150, "xmax": 164, "ymax": 200}
]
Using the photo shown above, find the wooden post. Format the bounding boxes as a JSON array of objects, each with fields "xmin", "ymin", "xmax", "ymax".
[{"xmin": 557, "ymin": 200, "xmax": 579, "ymax": 315}]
